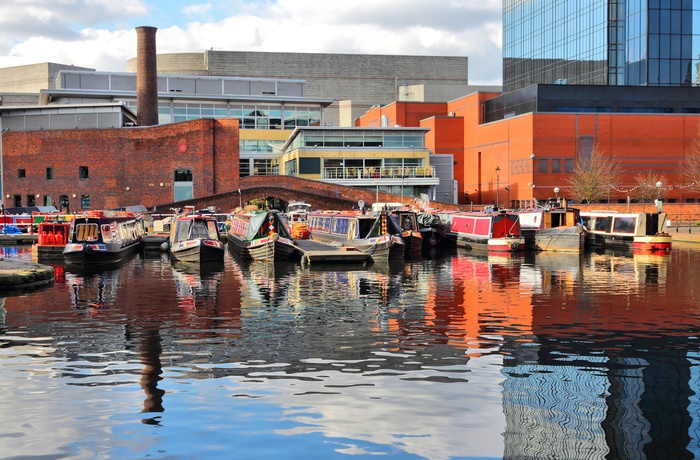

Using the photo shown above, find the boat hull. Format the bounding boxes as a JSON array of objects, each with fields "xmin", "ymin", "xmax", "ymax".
[
  {"xmin": 227, "ymin": 232, "xmax": 299, "ymax": 262},
  {"xmin": 63, "ymin": 241, "xmax": 142, "ymax": 266},
  {"xmin": 310, "ymin": 232, "xmax": 404, "ymax": 262},
  {"xmin": 633, "ymin": 233, "xmax": 672, "ymax": 251},
  {"xmin": 522, "ymin": 226, "xmax": 585, "ymax": 252},
  {"xmin": 170, "ymin": 238, "xmax": 225, "ymax": 263}
]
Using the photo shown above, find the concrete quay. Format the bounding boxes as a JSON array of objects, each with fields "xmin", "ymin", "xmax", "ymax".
[{"xmin": 0, "ymin": 257, "xmax": 54, "ymax": 291}]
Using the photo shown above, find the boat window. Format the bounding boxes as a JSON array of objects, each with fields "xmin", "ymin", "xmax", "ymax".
[
  {"xmin": 75, "ymin": 223, "xmax": 99, "ymax": 242},
  {"xmin": 101, "ymin": 224, "xmax": 113, "ymax": 243},
  {"xmin": 333, "ymin": 217, "xmax": 349, "ymax": 235},
  {"xmin": 612, "ymin": 217, "xmax": 636, "ymax": 234},
  {"xmin": 594, "ymin": 216, "xmax": 612, "ymax": 232},
  {"xmin": 206, "ymin": 221, "xmax": 219, "ymax": 239},
  {"xmin": 358, "ymin": 218, "xmax": 379, "ymax": 238}
]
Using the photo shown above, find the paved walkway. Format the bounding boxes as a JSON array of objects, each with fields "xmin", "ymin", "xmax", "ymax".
[{"xmin": 669, "ymin": 226, "xmax": 700, "ymax": 244}]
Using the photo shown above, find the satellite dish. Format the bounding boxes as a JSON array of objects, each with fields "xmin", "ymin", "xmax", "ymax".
[{"xmin": 358, "ymin": 200, "xmax": 365, "ymax": 209}]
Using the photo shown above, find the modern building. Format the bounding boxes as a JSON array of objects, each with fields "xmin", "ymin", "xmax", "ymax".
[
  {"xmin": 124, "ymin": 50, "xmax": 490, "ymax": 126},
  {"xmin": 358, "ymin": 86, "xmax": 700, "ymax": 208},
  {"xmin": 275, "ymin": 126, "xmax": 441, "ymax": 201},
  {"xmin": 503, "ymin": 0, "xmax": 700, "ymax": 92}
]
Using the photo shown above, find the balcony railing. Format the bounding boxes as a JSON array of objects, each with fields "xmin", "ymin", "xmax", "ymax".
[{"xmin": 322, "ymin": 166, "xmax": 435, "ymax": 180}]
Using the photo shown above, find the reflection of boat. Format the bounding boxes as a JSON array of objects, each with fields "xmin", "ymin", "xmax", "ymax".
[
  {"xmin": 517, "ymin": 205, "xmax": 585, "ymax": 252},
  {"xmin": 171, "ymin": 260, "xmax": 224, "ymax": 310},
  {"xmin": 580, "ymin": 211, "xmax": 671, "ymax": 251},
  {"xmin": 63, "ymin": 211, "xmax": 147, "ymax": 267},
  {"xmin": 227, "ymin": 210, "xmax": 299, "ymax": 262},
  {"xmin": 307, "ymin": 210, "xmax": 405, "ymax": 261},
  {"xmin": 443, "ymin": 211, "xmax": 526, "ymax": 252},
  {"xmin": 169, "ymin": 213, "xmax": 225, "ymax": 263}
]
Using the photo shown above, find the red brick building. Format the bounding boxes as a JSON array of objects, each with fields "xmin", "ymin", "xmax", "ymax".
[{"xmin": 2, "ymin": 118, "xmax": 239, "ymax": 211}]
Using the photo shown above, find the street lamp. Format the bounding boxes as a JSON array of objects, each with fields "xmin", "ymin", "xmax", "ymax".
[
  {"xmin": 656, "ymin": 181, "xmax": 662, "ymax": 200},
  {"xmin": 495, "ymin": 166, "xmax": 500, "ymax": 208},
  {"xmin": 554, "ymin": 187, "xmax": 560, "ymax": 199}
]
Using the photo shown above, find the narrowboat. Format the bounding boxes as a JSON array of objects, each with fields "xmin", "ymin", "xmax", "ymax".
[
  {"xmin": 307, "ymin": 210, "xmax": 405, "ymax": 261},
  {"xmin": 285, "ymin": 200, "xmax": 312, "ymax": 223},
  {"xmin": 227, "ymin": 209, "xmax": 299, "ymax": 262},
  {"xmin": 579, "ymin": 210, "xmax": 671, "ymax": 251},
  {"xmin": 416, "ymin": 211, "xmax": 448, "ymax": 254},
  {"xmin": 516, "ymin": 203, "xmax": 585, "ymax": 252},
  {"xmin": 63, "ymin": 211, "xmax": 147, "ymax": 266},
  {"xmin": 444, "ymin": 211, "xmax": 526, "ymax": 252},
  {"xmin": 386, "ymin": 209, "xmax": 423, "ymax": 258},
  {"xmin": 169, "ymin": 212, "xmax": 225, "ymax": 263}
]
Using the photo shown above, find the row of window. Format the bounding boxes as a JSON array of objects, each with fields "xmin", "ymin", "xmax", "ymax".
[
  {"xmin": 9, "ymin": 194, "xmax": 90, "ymax": 210},
  {"xmin": 145, "ymin": 101, "xmax": 322, "ymax": 129},
  {"xmin": 17, "ymin": 167, "xmax": 88, "ymax": 180},
  {"xmin": 294, "ymin": 132, "xmax": 425, "ymax": 149},
  {"xmin": 507, "ymin": 158, "xmax": 575, "ymax": 175}
]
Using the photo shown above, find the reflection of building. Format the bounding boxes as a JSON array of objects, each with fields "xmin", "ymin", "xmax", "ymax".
[{"xmin": 503, "ymin": 1, "xmax": 700, "ymax": 92}]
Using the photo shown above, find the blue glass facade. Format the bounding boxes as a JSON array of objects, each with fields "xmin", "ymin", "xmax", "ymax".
[{"xmin": 503, "ymin": 0, "xmax": 700, "ymax": 92}]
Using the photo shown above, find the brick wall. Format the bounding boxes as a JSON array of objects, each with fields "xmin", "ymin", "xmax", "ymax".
[{"xmin": 2, "ymin": 118, "xmax": 239, "ymax": 211}]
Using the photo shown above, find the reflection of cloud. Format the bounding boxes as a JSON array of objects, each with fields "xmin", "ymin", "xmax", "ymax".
[{"xmin": 232, "ymin": 354, "xmax": 507, "ymax": 459}]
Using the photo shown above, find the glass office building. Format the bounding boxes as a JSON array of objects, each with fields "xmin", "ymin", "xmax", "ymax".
[{"xmin": 503, "ymin": 0, "xmax": 700, "ymax": 92}]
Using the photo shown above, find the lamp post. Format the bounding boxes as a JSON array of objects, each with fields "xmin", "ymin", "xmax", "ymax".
[
  {"xmin": 495, "ymin": 166, "xmax": 500, "ymax": 208},
  {"xmin": 554, "ymin": 187, "xmax": 559, "ymax": 199},
  {"xmin": 655, "ymin": 181, "xmax": 662, "ymax": 212}
]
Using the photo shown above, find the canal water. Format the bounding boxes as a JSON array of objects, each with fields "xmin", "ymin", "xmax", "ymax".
[{"xmin": 1, "ymin": 244, "xmax": 699, "ymax": 460}]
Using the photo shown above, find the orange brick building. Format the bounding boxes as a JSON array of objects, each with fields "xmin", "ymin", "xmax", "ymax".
[{"xmin": 357, "ymin": 85, "xmax": 700, "ymax": 208}]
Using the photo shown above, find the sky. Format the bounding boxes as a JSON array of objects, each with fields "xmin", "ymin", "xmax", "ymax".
[{"xmin": 0, "ymin": 0, "xmax": 503, "ymax": 85}]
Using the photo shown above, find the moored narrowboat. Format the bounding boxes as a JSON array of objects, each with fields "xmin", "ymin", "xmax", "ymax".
[
  {"xmin": 307, "ymin": 210, "xmax": 405, "ymax": 262},
  {"xmin": 63, "ymin": 211, "xmax": 147, "ymax": 266},
  {"xmin": 444, "ymin": 210, "xmax": 526, "ymax": 252},
  {"xmin": 169, "ymin": 212, "xmax": 225, "ymax": 263},
  {"xmin": 579, "ymin": 210, "xmax": 671, "ymax": 251},
  {"xmin": 227, "ymin": 209, "xmax": 299, "ymax": 262}
]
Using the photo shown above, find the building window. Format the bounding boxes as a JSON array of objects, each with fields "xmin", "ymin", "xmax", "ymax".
[
  {"xmin": 239, "ymin": 159, "xmax": 251, "ymax": 177},
  {"xmin": 26, "ymin": 195, "xmax": 36, "ymax": 207},
  {"xmin": 18, "ymin": 169, "xmax": 25, "ymax": 178},
  {"xmin": 46, "ymin": 167, "xmax": 54, "ymax": 180},
  {"xmin": 13, "ymin": 195, "xmax": 21, "ymax": 207},
  {"xmin": 81, "ymin": 194, "xmax": 91, "ymax": 209},
  {"xmin": 552, "ymin": 159, "xmax": 561, "ymax": 173},
  {"xmin": 174, "ymin": 169, "xmax": 192, "ymax": 182},
  {"xmin": 79, "ymin": 166, "xmax": 89, "ymax": 179},
  {"xmin": 564, "ymin": 159, "xmax": 574, "ymax": 173}
]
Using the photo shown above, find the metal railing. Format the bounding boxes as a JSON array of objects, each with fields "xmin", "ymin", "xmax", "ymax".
[{"xmin": 322, "ymin": 166, "xmax": 435, "ymax": 180}]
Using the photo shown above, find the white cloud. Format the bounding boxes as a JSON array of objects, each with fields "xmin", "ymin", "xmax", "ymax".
[{"xmin": 0, "ymin": 0, "xmax": 503, "ymax": 84}]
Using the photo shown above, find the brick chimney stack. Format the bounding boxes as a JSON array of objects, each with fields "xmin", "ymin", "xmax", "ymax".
[{"xmin": 136, "ymin": 26, "xmax": 159, "ymax": 126}]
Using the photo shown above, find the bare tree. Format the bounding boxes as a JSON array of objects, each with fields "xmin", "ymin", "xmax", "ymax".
[
  {"xmin": 681, "ymin": 133, "xmax": 700, "ymax": 191},
  {"xmin": 632, "ymin": 172, "xmax": 669, "ymax": 203},
  {"xmin": 566, "ymin": 142, "xmax": 623, "ymax": 203}
]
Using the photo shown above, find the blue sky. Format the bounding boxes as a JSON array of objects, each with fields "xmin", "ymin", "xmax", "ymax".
[{"xmin": 0, "ymin": 0, "xmax": 503, "ymax": 84}]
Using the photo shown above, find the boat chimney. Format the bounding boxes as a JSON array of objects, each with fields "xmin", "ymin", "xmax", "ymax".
[{"xmin": 136, "ymin": 26, "xmax": 159, "ymax": 126}]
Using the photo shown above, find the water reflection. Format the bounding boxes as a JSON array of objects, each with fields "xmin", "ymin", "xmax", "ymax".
[{"xmin": 0, "ymin": 246, "xmax": 698, "ymax": 459}]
